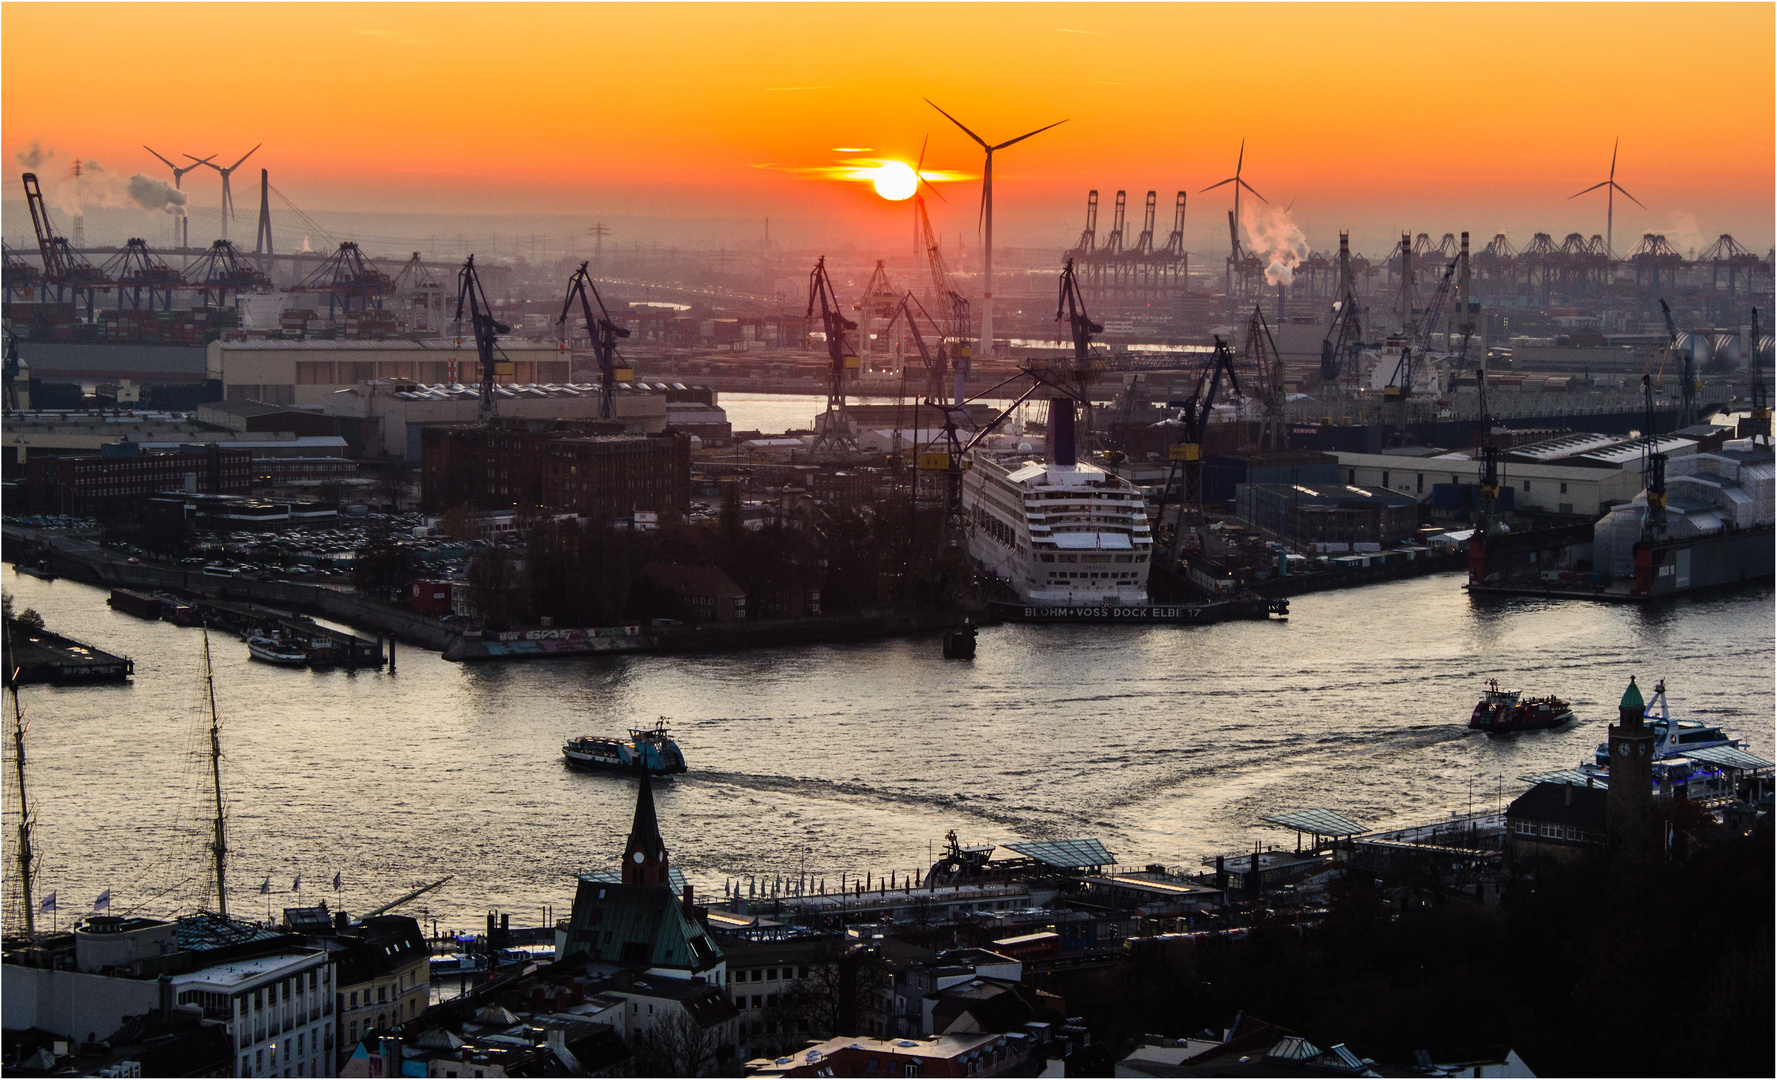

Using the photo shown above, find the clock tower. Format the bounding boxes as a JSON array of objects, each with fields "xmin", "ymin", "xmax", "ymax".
[
  {"xmin": 622, "ymin": 770, "xmax": 670, "ymax": 886},
  {"xmin": 1606, "ymin": 676, "xmax": 1655, "ymax": 853}
]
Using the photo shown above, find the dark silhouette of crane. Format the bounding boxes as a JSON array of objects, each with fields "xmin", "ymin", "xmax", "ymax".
[
  {"xmin": 454, "ymin": 255, "xmax": 510, "ymax": 424},
  {"xmin": 806, "ymin": 257, "xmax": 860, "ymax": 454},
  {"xmin": 558, "ymin": 262, "xmax": 631, "ymax": 420}
]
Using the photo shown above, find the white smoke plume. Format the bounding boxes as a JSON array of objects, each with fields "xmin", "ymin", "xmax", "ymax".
[
  {"xmin": 14, "ymin": 140, "xmax": 190, "ymax": 225},
  {"xmin": 1663, "ymin": 210, "xmax": 1707, "ymax": 258},
  {"xmin": 1242, "ymin": 202, "xmax": 1309, "ymax": 287},
  {"xmin": 128, "ymin": 174, "xmax": 187, "ymax": 216}
]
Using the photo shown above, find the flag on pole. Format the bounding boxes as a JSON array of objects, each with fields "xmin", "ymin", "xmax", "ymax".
[
  {"xmin": 292, "ymin": 875, "xmax": 301, "ymax": 893},
  {"xmin": 332, "ymin": 872, "xmax": 342, "ymax": 892},
  {"xmin": 38, "ymin": 891, "xmax": 56, "ymax": 913},
  {"xmin": 93, "ymin": 890, "xmax": 110, "ymax": 913},
  {"xmin": 260, "ymin": 878, "xmax": 271, "ymax": 895}
]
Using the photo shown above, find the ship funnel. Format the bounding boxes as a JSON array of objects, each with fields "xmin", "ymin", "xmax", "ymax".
[{"xmin": 1046, "ymin": 398, "xmax": 1077, "ymax": 467}]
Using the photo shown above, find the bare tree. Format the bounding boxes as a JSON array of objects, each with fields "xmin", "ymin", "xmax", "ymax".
[{"xmin": 630, "ymin": 1007, "xmax": 726, "ymax": 1077}]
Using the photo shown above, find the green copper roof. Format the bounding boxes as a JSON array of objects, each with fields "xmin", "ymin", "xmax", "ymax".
[{"xmin": 1620, "ymin": 677, "xmax": 1644, "ymax": 710}]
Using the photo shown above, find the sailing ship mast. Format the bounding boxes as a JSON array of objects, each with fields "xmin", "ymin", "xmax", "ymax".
[
  {"xmin": 10, "ymin": 662, "xmax": 36, "ymax": 935},
  {"xmin": 202, "ymin": 627, "xmax": 229, "ymax": 918}
]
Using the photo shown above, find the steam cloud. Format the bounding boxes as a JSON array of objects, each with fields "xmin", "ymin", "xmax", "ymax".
[
  {"xmin": 1663, "ymin": 210, "xmax": 1706, "ymax": 257},
  {"xmin": 1242, "ymin": 202, "xmax": 1310, "ymax": 287},
  {"xmin": 15, "ymin": 141, "xmax": 55, "ymax": 170},
  {"xmin": 128, "ymin": 174, "xmax": 187, "ymax": 216}
]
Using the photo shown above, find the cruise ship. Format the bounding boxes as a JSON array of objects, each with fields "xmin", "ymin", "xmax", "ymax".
[{"xmin": 963, "ymin": 400, "xmax": 1154, "ymax": 606}]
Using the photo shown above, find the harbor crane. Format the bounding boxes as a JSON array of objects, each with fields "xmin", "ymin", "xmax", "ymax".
[
  {"xmin": 1640, "ymin": 371, "xmax": 1668, "ymax": 543},
  {"xmin": 454, "ymin": 255, "xmax": 511, "ymax": 425},
  {"xmin": 806, "ymin": 257, "xmax": 861, "ymax": 454},
  {"xmin": 558, "ymin": 262, "xmax": 631, "ymax": 420},
  {"xmin": 1243, "ymin": 306, "xmax": 1287, "ymax": 450},
  {"xmin": 887, "ymin": 292, "xmax": 971, "ymax": 518},
  {"xmin": 1385, "ymin": 253, "xmax": 1459, "ymax": 445},
  {"xmin": 1154, "ymin": 334, "xmax": 1244, "ymax": 557},
  {"xmin": 1748, "ymin": 307, "xmax": 1769, "ymax": 445},
  {"xmin": 1319, "ymin": 232, "xmax": 1366, "ymax": 395},
  {"xmin": 1659, "ymin": 299, "xmax": 1700, "ymax": 429}
]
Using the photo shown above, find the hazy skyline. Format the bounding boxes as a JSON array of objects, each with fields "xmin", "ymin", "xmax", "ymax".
[{"xmin": 3, "ymin": 2, "xmax": 1772, "ymax": 257}]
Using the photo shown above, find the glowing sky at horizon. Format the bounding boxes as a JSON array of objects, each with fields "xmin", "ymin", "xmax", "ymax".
[{"xmin": 3, "ymin": 2, "xmax": 1771, "ymax": 252}]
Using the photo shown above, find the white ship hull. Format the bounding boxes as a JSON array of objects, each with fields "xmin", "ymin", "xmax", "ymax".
[{"xmin": 964, "ymin": 451, "xmax": 1153, "ymax": 606}]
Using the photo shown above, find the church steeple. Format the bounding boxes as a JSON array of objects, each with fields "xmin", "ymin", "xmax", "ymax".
[{"xmin": 622, "ymin": 771, "xmax": 670, "ymax": 886}]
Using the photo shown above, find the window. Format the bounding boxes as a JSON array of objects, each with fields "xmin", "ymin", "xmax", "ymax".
[
  {"xmin": 1523, "ymin": 480, "xmax": 1531, "ymax": 492},
  {"xmin": 1416, "ymin": 473, "xmax": 1423, "ymax": 494},
  {"xmin": 1559, "ymin": 482, "xmax": 1568, "ymax": 494},
  {"xmin": 1381, "ymin": 471, "xmax": 1389, "ymax": 488},
  {"xmin": 349, "ymin": 992, "xmax": 357, "ymax": 1008}
]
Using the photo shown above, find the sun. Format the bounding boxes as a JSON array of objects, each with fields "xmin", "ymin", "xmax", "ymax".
[{"xmin": 870, "ymin": 161, "xmax": 918, "ymax": 201}]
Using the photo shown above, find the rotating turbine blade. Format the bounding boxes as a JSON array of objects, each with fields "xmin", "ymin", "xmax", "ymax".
[
  {"xmin": 990, "ymin": 118, "xmax": 1067, "ymax": 151},
  {"xmin": 925, "ymin": 99, "xmax": 988, "ymax": 149},
  {"xmin": 1238, "ymin": 178, "xmax": 1268, "ymax": 204},
  {"xmin": 228, "ymin": 144, "xmax": 262, "ymax": 173},
  {"xmin": 145, "ymin": 146, "xmax": 180, "ymax": 171},
  {"xmin": 1200, "ymin": 177, "xmax": 1237, "ymax": 194},
  {"xmin": 1611, "ymin": 182, "xmax": 1647, "ymax": 210},
  {"xmin": 1568, "ymin": 180, "xmax": 1612, "ymax": 199}
]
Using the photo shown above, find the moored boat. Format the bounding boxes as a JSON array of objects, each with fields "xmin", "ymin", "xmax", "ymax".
[
  {"xmin": 563, "ymin": 719, "xmax": 687, "ymax": 775},
  {"xmin": 1470, "ymin": 679, "xmax": 1574, "ymax": 732},
  {"xmin": 246, "ymin": 634, "xmax": 309, "ymax": 667}
]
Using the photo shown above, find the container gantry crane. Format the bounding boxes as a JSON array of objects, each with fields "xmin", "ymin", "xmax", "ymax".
[
  {"xmin": 806, "ymin": 257, "xmax": 861, "ymax": 454},
  {"xmin": 558, "ymin": 261, "xmax": 632, "ymax": 420},
  {"xmin": 454, "ymin": 255, "xmax": 511, "ymax": 425},
  {"xmin": 1153, "ymin": 334, "xmax": 1243, "ymax": 554}
]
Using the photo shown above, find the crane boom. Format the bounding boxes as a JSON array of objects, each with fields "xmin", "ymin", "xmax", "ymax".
[
  {"xmin": 558, "ymin": 262, "xmax": 632, "ymax": 420},
  {"xmin": 454, "ymin": 256, "xmax": 510, "ymax": 424},
  {"xmin": 806, "ymin": 257, "xmax": 860, "ymax": 453}
]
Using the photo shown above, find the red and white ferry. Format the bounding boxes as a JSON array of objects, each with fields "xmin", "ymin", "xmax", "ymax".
[{"xmin": 1469, "ymin": 679, "xmax": 1574, "ymax": 732}]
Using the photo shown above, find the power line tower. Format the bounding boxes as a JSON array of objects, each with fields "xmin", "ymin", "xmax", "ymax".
[{"xmin": 587, "ymin": 223, "xmax": 611, "ymax": 273}]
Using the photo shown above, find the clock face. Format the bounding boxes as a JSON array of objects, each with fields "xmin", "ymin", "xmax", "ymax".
[
  {"xmin": 1617, "ymin": 742, "xmax": 1631, "ymax": 756},
  {"xmin": 632, "ymin": 852, "xmax": 645, "ymax": 863}
]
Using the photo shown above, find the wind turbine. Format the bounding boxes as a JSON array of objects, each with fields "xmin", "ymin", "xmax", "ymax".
[
  {"xmin": 926, "ymin": 100, "xmax": 1066, "ymax": 360},
  {"xmin": 1200, "ymin": 139, "xmax": 1267, "ymax": 261},
  {"xmin": 145, "ymin": 147, "xmax": 214, "ymax": 248},
  {"xmin": 188, "ymin": 144, "xmax": 261, "ymax": 243},
  {"xmin": 1569, "ymin": 137, "xmax": 1644, "ymax": 258}
]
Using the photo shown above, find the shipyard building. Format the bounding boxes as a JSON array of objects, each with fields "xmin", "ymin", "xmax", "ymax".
[{"xmin": 420, "ymin": 421, "xmax": 690, "ymax": 518}]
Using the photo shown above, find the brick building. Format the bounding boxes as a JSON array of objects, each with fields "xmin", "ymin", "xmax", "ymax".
[
  {"xmin": 641, "ymin": 563, "xmax": 748, "ymax": 622},
  {"xmin": 420, "ymin": 422, "xmax": 689, "ymax": 519},
  {"xmin": 24, "ymin": 445, "xmax": 253, "ymax": 515}
]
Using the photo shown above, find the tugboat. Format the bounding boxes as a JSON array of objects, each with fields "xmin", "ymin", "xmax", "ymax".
[
  {"xmin": 563, "ymin": 719, "xmax": 687, "ymax": 775},
  {"xmin": 1469, "ymin": 679, "xmax": 1574, "ymax": 732},
  {"xmin": 942, "ymin": 620, "xmax": 978, "ymax": 659}
]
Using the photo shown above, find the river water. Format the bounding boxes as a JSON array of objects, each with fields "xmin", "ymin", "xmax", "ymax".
[{"xmin": 2, "ymin": 568, "xmax": 1770, "ymax": 931}]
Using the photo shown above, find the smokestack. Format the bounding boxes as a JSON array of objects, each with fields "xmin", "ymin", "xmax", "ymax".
[
  {"xmin": 681, "ymin": 883, "xmax": 695, "ymax": 917},
  {"xmin": 1046, "ymin": 399, "xmax": 1077, "ymax": 467},
  {"xmin": 1277, "ymin": 281, "xmax": 1285, "ymax": 323}
]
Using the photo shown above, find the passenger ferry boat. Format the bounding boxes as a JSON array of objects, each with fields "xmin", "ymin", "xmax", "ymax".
[
  {"xmin": 1589, "ymin": 679, "xmax": 1738, "ymax": 768},
  {"xmin": 1470, "ymin": 679, "xmax": 1574, "ymax": 732},
  {"xmin": 963, "ymin": 404, "xmax": 1153, "ymax": 608},
  {"xmin": 563, "ymin": 720, "xmax": 688, "ymax": 775}
]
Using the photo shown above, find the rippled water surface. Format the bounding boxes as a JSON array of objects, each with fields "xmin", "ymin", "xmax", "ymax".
[{"xmin": 3, "ymin": 567, "xmax": 1770, "ymax": 928}]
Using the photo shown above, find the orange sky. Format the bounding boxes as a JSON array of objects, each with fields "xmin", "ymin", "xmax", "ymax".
[{"xmin": 4, "ymin": 2, "xmax": 1773, "ymax": 252}]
